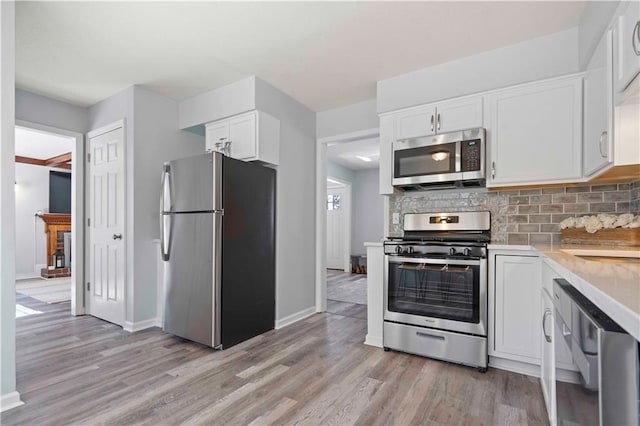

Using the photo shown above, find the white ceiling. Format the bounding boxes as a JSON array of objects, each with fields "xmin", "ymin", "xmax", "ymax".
[
  {"xmin": 327, "ymin": 137, "xmax": 380, "ymax": 171},
  {"xmin": 15, "ymin": 1, "xmax": 585, "ymax": 111},
  {"xmin": 15, "ymin": 127, "xmax": 75, "ymax": 160}
]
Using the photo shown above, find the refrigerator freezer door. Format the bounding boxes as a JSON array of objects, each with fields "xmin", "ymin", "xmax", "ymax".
[
  {"xmin": 167, "ymin": 153, "xmax": 222, "ymax": 213},
  {"xmin": 163, "ymin": 211, "xmax": 222, "ymax": 347}
]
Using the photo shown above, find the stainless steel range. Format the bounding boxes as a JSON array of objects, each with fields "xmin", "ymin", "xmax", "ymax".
[{"xmin": 383, "ymin": 211, "xmax": 490, "ymax": 371}]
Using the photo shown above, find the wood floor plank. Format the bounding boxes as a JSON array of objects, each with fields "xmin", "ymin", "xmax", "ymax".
[{"xmin": 2, "ymin": 296, "xmax": 549, "ymax": 426}]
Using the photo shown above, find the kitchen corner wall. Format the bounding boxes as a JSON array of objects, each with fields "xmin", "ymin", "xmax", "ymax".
[{"xmin": 388, "ymin": 180, "xmax": 640, "ymax": 245}]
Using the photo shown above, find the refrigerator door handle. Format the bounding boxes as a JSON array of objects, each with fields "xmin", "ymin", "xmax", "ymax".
[{"xmin": 160, "ymin": 164, "xmax": 172, "ymax": 261}]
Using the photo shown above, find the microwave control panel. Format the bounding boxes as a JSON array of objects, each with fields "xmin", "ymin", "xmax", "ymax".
[{"xmin": 460, "ymin": 140, "xmax": 481, "ymax": 172}]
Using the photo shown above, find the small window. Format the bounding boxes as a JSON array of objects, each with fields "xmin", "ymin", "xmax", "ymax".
[{"xmin": 327, "ymin": 194, "xmax": 341, "ymax": 211}]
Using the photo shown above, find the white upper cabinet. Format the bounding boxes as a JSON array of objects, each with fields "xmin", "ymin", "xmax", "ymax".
[
  {"xmin": 205, "ymin": 110, "xmax": 280, "ymax": 165},
  {"xmin": 583, "ymin": 31, "xmax": 614, "ymax": 178},
  {"xmin": 395, "ymin": 104, "xmax": 436, "ymax": 139},
  {"xmin": 379, "ymin": 114, "xmax": 395, "ymax": 195},
  {"xmin": 394, "ymin": 96, "xmax": 483, "ymax": 140},
  {"xmin": 485, "ymin": 76, "xmax": 583, "ymax": 187},
  {"xmin": 435, "ymin": 96, "xmax": 484, "ymax": 134},
  {"xmin": 613, "ymin": 0, "xmax": 640, "ymax": 94}
]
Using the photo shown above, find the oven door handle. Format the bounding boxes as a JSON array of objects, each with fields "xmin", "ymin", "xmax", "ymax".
[{"xmin": 388, "ymin": 256, "xmax": 482, "ymax": 266}]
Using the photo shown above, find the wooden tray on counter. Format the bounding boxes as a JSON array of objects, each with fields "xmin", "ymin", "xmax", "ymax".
[{"xmin": 561, "ymin": 228, "xmax": 640, "ymax": 247}]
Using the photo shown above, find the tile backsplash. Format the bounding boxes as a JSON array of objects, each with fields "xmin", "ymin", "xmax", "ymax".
[{"xmin": 388, "ymin": 180, "xmax": 640, "ymax": 245}]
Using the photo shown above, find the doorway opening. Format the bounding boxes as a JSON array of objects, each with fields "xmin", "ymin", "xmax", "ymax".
[
  {"xmin": 319, "ymin": 131, "xmax": 382, "ymax": 320},
  {"xmin": 14, "ymin": 121, "xmax": 85, "ymax": 318}
]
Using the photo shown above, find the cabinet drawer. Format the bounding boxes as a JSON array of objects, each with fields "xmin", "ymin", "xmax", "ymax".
[{"xmin": 384, "ymin": 321, "xmax": 487, "ymax": 368}]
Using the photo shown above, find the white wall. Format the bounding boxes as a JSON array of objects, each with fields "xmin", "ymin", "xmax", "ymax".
[
  {"xmin": 15, "ymin": 89, "xmax": 88, "ymax": 133},
  {"xmin": 316, "ymin": 98, "xmax": 378, "ymax": 139},
  {"xmin": 0, "ymin": 0, "xmax": 18, "ymax": 405},
  {"xmin": 131, "ymin": 86, "xmax": 204, "ymax": 322},
  {"xmin": 352, "ymin": 168, "xmax": 383, "ymax": 253},
  {"xmin": 327, "ymin": 160, "xmax": 354, "ymax": 184},
  {"xmin": 14, "ymin": 164, "xmax": 52, "ymax": 278},
  {"xmin": 255, "ymin": 78, "xmax": 317, "ymax": 322},
  {"xmin": 377, "ymin": 27, "xmax": 580, "ymax": 113}
]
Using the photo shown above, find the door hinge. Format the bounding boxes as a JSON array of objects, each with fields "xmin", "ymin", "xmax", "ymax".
[
  {"xmin": 87, "ymin": 153, "xmax": 91, "ymax": 163},
  {"xmin": 87, "ymin": 218, "xmax": 91, "ymax": 227},
  {"xmin": 87, "ymin": 282, "xmax": 90, "ymax": 291}
]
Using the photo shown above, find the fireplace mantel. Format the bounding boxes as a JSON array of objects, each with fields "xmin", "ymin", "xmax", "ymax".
[
  {"xmin": 37, "ymin": 213, "xmax": 71, "ymax": 226},
  {"xmin": 37, "ymin": 213, "xmax": 71, "ymax": 267}
]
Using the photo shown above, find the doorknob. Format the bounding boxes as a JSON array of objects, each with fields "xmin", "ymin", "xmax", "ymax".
[{"xmin": 113, "ymin": 233, "xmax": 123, "ymax": 240}]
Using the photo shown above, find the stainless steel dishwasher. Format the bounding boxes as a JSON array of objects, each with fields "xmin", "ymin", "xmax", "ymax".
[{"xmin": 552, "ymin": 278, "xmax": 639, "ymax": 426}]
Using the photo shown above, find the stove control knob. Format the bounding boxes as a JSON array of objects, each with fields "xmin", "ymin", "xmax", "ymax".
[
  {"xmin": 396, "ymin": 245, "xmax": 404, "ymax": 254},
  {"xmin": 464, "ymin": 248, "xmax": 472, "ymax": 257},
  {"xmin": 449, "ymin": 248, "xmax": 457, "ymax": 255},
  {"xmin": 407, "ymin": 247, "xmax": 414, "ymax": 254}
]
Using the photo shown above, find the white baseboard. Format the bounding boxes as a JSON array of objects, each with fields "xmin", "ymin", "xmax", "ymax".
[
  {"xmin": 364, "ymin": 335, "xmax": 383, "ymax": 348},
  {"xmin": 16, "ymin": 272, "xmax": 41, "ymax": 280},
  {"xmin": 275, "ymin": 306, "xmax": 316, "ymax": 329},
  {"xmin": 0, "ymin": 391, "xmax": 24, "ymax": 412},
  {"xmin": 489, "ymin": 356, "xmax": 540, "ymax": 378},
  {"xmin": 123, "ymin": 318, "xmax": 161, "ymax": 333}
]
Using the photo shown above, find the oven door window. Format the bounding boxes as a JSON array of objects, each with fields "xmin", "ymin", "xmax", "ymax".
[
  {"xmin": 388, "ymin": 260, "xmax": 479, "ymax": 323},
  {"xmin": 394, "ymin": 142, "xmax": 456, "ymax": 178}
]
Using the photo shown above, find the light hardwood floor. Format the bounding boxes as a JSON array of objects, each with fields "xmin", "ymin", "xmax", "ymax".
[
  {"xmin": 326, "ymin": 269, "xmax": 367, "ymax": 306},
  {"xmin": 2, "ymin": 293, "xmax": 548, "ymax": 425}
]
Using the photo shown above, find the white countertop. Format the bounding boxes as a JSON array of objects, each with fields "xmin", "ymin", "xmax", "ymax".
[
  {"xmin": 489, "ymin": 243, "xmax": 640, "ymax": 341},
  {"xmin": 364, "ymin": 242, "xmax": 384, "ymax": 247}
]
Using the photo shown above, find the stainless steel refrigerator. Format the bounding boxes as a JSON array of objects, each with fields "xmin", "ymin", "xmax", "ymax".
[{"xmin": 160, "ymin": 152, "xmax": 275, "ymax": 349}]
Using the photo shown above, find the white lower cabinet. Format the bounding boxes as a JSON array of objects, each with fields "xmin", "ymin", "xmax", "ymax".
[
  {"xmin": 540, "ymin": 287, "xmax": 556, "ymax": 425},
  {"xmin": 491, "ymin": 254, "xmax": 541, "ymax": 364}
]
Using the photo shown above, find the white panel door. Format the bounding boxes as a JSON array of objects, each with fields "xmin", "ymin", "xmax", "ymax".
[
  {"xmin": 89, "ymin": 125, "xmax": 125, "ymax": 326},
  {"xmin": 583, "ymin": 31, "xmax": 613, "ymax": 177},
  {"xmin": 229, "ymin": 112, "xmax": 257, "ymax": 160},
  {"xmin": 485, "ymin": 76, "xmax": 583, "ymax": 187},
  {"xmin": 493, "ymin": 255, "xmax": 541, "ymax": 363},
  {"xmin": 205, "ymin": 120, "xmax": 230, "ymax": 153},
  {"xmin": 435, "ymin": 96, "xmax": 483, "ymax": 134},
  {"xmin": 614, "ymin": 0, "xmax": 640, "ymax": 92},
  {"xmin": 326, "ymin": 187, "xmax": 346, "ymax": 270},
  {"xmin": 378, "ymin": 114, "xmax": 395, "ymax": 195},
  {"xmin": 540, "ymin": 288, "xmax": 556, "ymax": 424},
  {"xmin": 395, "ymin": 104, "xmax": 436, "ymax": 140}
]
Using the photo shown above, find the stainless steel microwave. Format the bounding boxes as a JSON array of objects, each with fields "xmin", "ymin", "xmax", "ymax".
[{"xmin": 392, "ymin": 128, "xmax": 485, "ymax": 191}]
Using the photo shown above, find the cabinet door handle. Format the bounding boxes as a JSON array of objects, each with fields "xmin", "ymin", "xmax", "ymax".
[
  {"xmin": 430, "ymin": 114, "xmax": 434, "ymax": 132},
  {"xmin": 215, "ymin": 138, "xmax": 232, "ymax": 156},
  {"xmin": 491, "ymin": 161, "xmax": 496, "ymax": 179},
  {"xmin": 599, "ymin": 131, "xmax": 608, "ymax": 158},
  {"xmin": 112, "ymin": 233, "xmax": 123, "ymax": 240},
  {"xmin": 437, "ymin": 113, "xmax": 441, "ymax": 131},
  {"xmin": 542, "ymin": 309, "xmax": 552, "ymax": 343},
  {"xmin": 632, "ymin": 20, "xmax": 640, "ymax": 56}
]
